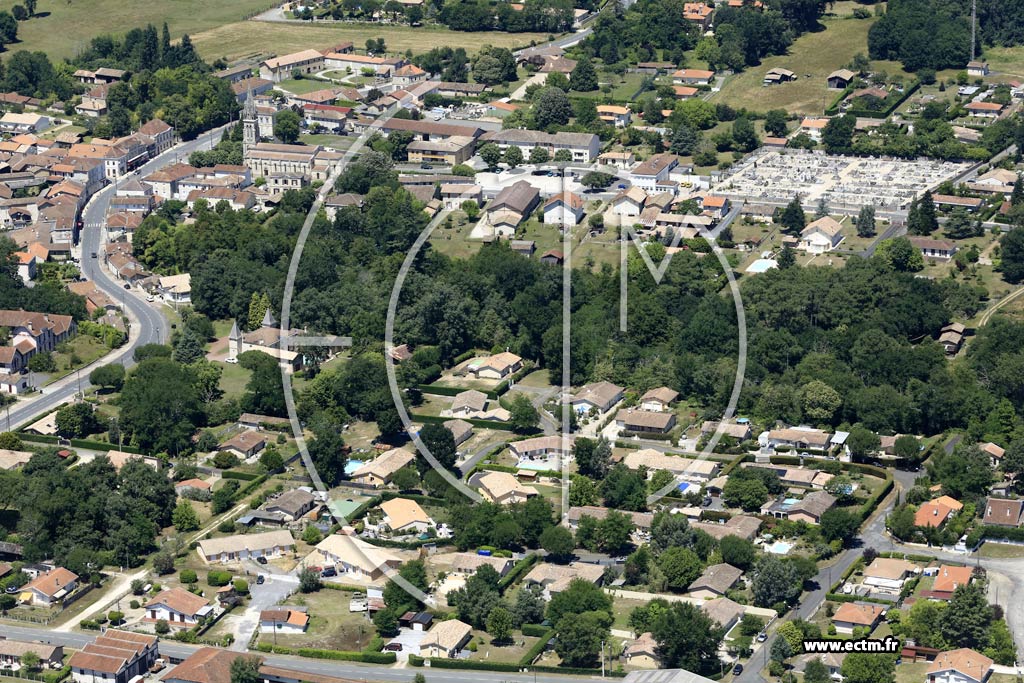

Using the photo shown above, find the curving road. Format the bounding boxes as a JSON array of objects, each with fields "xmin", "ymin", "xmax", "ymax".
[{"xmin": 2, "ymin": 126, "xmax": 229, "ymax": 432}]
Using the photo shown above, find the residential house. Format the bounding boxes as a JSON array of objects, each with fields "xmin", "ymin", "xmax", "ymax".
[
  {"xmin": 69, "ymin": 632, "xmax": 158, "ymax": 683},
  {"xmin": 611, "ymin": 186, "xmax": 648, "ymax": 217},
  {"xmin": 144, "ymin": 587, "xmax": 214, "ymax": 628},
  {"xmin": 467, "ymin": 351, "xmax": 523, "ymax": 379},
  {"xmin": 449, "ymin": 552, "xmax": 515, "ymax": 577},
  {"xmin": 485, "ymin": 180, "xmax": 540, "ymax": 234},
  {"xmin": 565, "ymin": 506, "xmax": 653, "ymax": 540},
  {"xmin": 544, "ymin": 192, "xmax": 585, "ymax": 226},
  {"xmin": 616, "ymin": 408, "xmax": 677, "ymax": 434},
  {"xmin": 509, "ymin": 435, "xmax": 572, "ymax": 461},
  {"xmin": 443, "ymin": 419, "xmax": 473, "ymax": 447},
  {"xmin": 966, "ymin": 61, "xmax": 990, "ymax": 77},
  {"xmin": 158, "ymin": 273, "xmax": 191, "ymax": 305},
  {"xmin": 0, "ymin": 309, "xmax": 76, "ymax": 373},
  {"xmin": 264, "ymin": 489, "xmax": 317, "ymax": 521},
  {"xmin": 439, "ymin": 184, "xmax": 483, "ymax": 211},
  {"xmin": 540, "ymin": 249, "xmax": 564, "ymax": 265},
  {"xmin": 473, "ymin": 471, "xmax": 539, "ymax": 504},
  {"xmin": 967, "ymin": 168, "xmax": 1017, "ymax": 197},
  {"xmin": 939, "ymin": 322, "xmax": 966, "ymax": 355},
  {"xmin": 701, "ymin": 597, "xmax": 744, "ymax": 632},
  {"xmin": 138, "ymin": 118, "xmax": 174, "ymax": 154},
  {"xmin": 640, "ymin": 386, "xmax": 679, "ymax": 412},
  {"xmin": 688, "ymin": 563, "xmax": 743, "ymax": 599},
  {"xmin": 197, "ymin": 530, "xmax": 294, "ymax": 564},
  {"xmin": 762, "ymin": 490, "xmax": 836, "ymax": 524},
  {"xmin": 572, "ymin": 381, "xmax": 624, "ymax": 414},
  {"xmin": 624, "ymin": 632, "xmax": 661, "ymax": 669},
  {"xmin": 522, "ymin": 562, "xmax": 605, "ymax": 599},
  {"xmin": 827, "ymin": 69, "xmax": 855, "ymax": 89},
  {"xmin": 932, "ymin": 194, "xmax": 984, "ymax": 212},
  {"xmin": 982, "ymin": 498, "xmax": 1024, "ymax": 527},
  {"xmin": 321, "ymin": 52, "xmax": 400, "ymax": 76},
  {"xmin": 683, "ymin": 2, "xmax": 713, "ymax": 28},
  {"xmin": 307, "ymin": 533, "xmax": 401, "ymax": 581},
  {"xmin": 700, "ymin": 420, "xmax": 753, "ymax": 441},
  {"xmin": 0, "ymin": 640, "xmax": 63, "ymax": 671},
  {"xmin": 927, "ymin": 649, "xmax": 993, "ymax": 683},
  {"xmin": 928, "ymin": 565, "xmax": 974, "ymax": 601},
  {"xmin": 759, "ymin": 426, "xmax": 832, "ymax": 452},
  {"xmin": 478, "ymin": 129, "xmax": 600, "ymax": 162},
  {"xmin": 451, "ymin": 389, "xmax": 488, "ymax": 417},
  {"xmin": 965, "ymin": 101, "xmax": 1003, "ymax": 119},
  {"xmin": 260, "ymin": 608, "xmax": 310, "ymax": 635},
  {"xmin": 380, "ymin": 497, "xmax": 433, "ymax": 534},
  {"xmin": 302, "ymin": 104, "xmax": 351, "ymax": 134},
  {"xmin": 621, "ymin": 449, "xmax": 721, "ymax": 481},
  {"xmin": 597, "ymin": 105, "xmax": 631, "ymax": 127},
  {"xmin": 259, "ymin": 50, "xmax": 325, "ymax": 82},
  {"xmin": 598, "ymin": 151, "xmax": 635, "ymax": 169},
  {"xmin": 673, "ymin": 85, "xmax": 699, "ymax": 99},
  {"xmin": 909, "ymin": 236, "xmax": 957, "ymax": 260},
  {"xmin": 673, "ymin": 69, "xmax": 715, "ymax": 86},
  {"xmin": 701, "ymin": 195, "xmax": 729, "ymax": 219},
  {"xmin": 175, "ymin": 479, "xmax": 212, "ymax": 496},
  {"xmin": 799, "ymin": 216, "xmax": 844, "ymax": 253},
  {"xmin": 862, "ymin": 557, "xmax": 920, "ymax": 593},
  {"xmin": 630, "ymin": 154, "xmax": 678, "ymax": 193},
  {"xmin": 832, "ymin": 602, "xmax": 884, "ymax": 635},
  {"xmin": 800, "ymin": 118, "xmax": 829, "ymax": 141},
  {"xmin": 21, "ymin": 567, "xmax": 77, "ymax": 606},
  {"xmin": 915, "ymin": 495, "xmax": 963, "ymax": 528},
  {"xmin": 420, "ymin": 619, "xmax": 472, "ymax": 658},
  {"xmin": 218, "ymin": 430, "xmax": 266, "ymax": 459},
  {"xmin": 350, "ymin": 448, "xmax": 416, "ymax": 488}
]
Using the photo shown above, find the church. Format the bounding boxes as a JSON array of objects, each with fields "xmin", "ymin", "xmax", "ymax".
[{"xmin": 241, "ymin": 89, "xmax": 330, "ymax": 191}]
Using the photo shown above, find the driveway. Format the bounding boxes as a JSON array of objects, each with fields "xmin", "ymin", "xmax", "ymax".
[
  {"xmin": 228, "ymin": 565, "xmax": 299, "ymax": 651},
  {"xmin": 388, "ymin": 628, "xmax": 427, "ymax": 661}
]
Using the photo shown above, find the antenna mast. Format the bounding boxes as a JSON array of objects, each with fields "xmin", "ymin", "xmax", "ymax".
[{"xmin": 970, "ymin": 0, "xmax": 977, "ymax": 61}]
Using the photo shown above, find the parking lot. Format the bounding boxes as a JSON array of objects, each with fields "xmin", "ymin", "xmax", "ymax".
[{"xmin": 712, "ymin": 149, "xmax": 971, "ymax": 217}]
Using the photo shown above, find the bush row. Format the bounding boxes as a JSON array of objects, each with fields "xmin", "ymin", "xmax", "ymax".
[{"xmin": 252, "ymin": 643, "xmax": 396, "ymax": 664}]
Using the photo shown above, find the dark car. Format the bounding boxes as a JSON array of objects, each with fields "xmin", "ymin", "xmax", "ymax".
[
  {"xmin": 732, "ymin": 664, "xmax": 743, "ymax": 676},
  {"xmin": 321, "ymin": 567, "xmax": 337, "ymax": 578},
  {"xmin": 420, "ymin": 163, "xmax": 432, "ymax": 169},
  {"xmin": 91, "ymin": 252, "xmax": 97, "ymax": 258},
  {"xmin": 256, "ymin": 575, "xmax": 265, "ymax": 585},
  {"xmin": 383, "ymin": 643, "xmax": 403, "ymax": 652},
  {"xmin": 123, "ymin": 283, "xmax": 130, "ymax": 289},
  {"xmin": 256, "ymin": 556, "xmax": 268, "ymax": 565}
]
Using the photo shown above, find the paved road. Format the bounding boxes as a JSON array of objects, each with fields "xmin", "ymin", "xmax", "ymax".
[{"xmin": 1, "ymin": 624, "xmax": 597, "ymax": 683}]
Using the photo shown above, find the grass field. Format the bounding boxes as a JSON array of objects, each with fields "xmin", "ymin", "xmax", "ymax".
[
  {"xmin": 980, "ymin": 46, "xmax": 1024, "ymax": 80},
  {"xmin": 714, "ymin": 16, "xmax": 885, "ymax": 114},
  {"xmin": 192, "ymin": 20, "xmax": 549, "ymax": 62},
  {"xmin": 0, "ymin": 0, "xmax": 277, "ymax": 59},
  {"xmin": 978, "ymin": 542, "xmax": 1024, "ymax": 559}
]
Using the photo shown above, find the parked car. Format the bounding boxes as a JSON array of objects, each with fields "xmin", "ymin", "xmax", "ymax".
[
  {"xmin": 256, "ymin": 556, "xmax": 268, "ymax": 565},
  {"xmin": 321, "ymin": 567, "xmax": 337, "ymax": 578},
  {"xmin": 732, "ymin": 664, "xmax": 743, "ymax": 675},
  {"xmin": 256, "ymin": 575, "xmax": 265, "ymax": 585},
  {"xmin": 90, "ymin": 252, "xmax": 97, "ymax": 258},
  {"xmin": 383, "ymin": 643, "xmax": 403, "ymax": 652},
  {"xmin": 756, "ymin": 632, "xmax": 767, "ymax": 642}
]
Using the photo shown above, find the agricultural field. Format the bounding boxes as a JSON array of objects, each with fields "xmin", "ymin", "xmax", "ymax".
[
  {"xmin": 0, "ymin": 0, "xmax": 277, "ymax": 59},
  {"xmin": 192, "ymin": 20, "xmax": 549, "ymax": 63}
]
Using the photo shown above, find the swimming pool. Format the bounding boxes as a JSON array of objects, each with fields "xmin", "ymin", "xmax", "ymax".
[
  {"xmin": 782, "ymin": 497, "xmax": 800, "ymax": 506},
  {"xmin": 677, "ymin": 482, "xmax": 692, "ymax": 493},
  {"xmin": 344, "ymin": 460, "xmax": 363, "ymax": 475},
  {"xmin": 766, "ymin": 540, "xmax": 794, "ymax": 555},
  {"xmin": 517, "ymin": 459, "xmax": 557, "ymax": 471},
  {"xmin": 746, "ymin": 258, "xmax": 778, "ymax": 274}
]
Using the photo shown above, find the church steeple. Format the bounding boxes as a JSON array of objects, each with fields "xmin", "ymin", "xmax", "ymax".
[{"xmin": 242, "ymin": 86, "xmax": 257, "ymax": 158}]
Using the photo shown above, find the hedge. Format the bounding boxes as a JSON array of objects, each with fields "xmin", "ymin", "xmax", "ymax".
[
  {"xmin": 425, "ymin": 658, "xmax": 522, "ymax": 672},
  {"xmin": 418, "ymin": 384, "xmax": 499, "ymax": 400},
  {"xmin": 619, "ymin": 430, "xmax": 674, "ymax": 441},
  {"xmin": 520, "ymin": 623, "xmax": 550, "ymax": 637},
  {"xmin": 492, "ymin": 363, "xmax": 536, "ymax": 397},
  {"xmin": 18, "ymin": 432, "xmax": 144, "ymax": 453},
  {"xmin": 221, "ymin": 470, "xmax": 261, "ymax": 481},
  {"xmin": 380, "ymin": 491, "xmax": 449, "ymax": 506},
  {"xmin": 878, "ymin": 550, "xmax": 943, "ymax": 564},
  {"xmin": 519, "ymin": 627, "xmax": 554, "ymax": 665},
  {"xmin": 472, "ymin": 463, "xmax": 562, "ymax": 480},
  {"xmin": 411, "ymin": 412, "xmax": 517, "ymax": 432},
  {"xmin": 252, "ymin": 643, "xmax": 396, "ymax": 664},
  {"xmin": 825, "ymin": 592, "xmax": 895, "ymax": 605},
  {"xmin": 978, "ymin": 525, "xmax": 1024, "ymax": 542},
  {"xmin": 498, "ymin": 553, "xmax": 540, "ymax": 593}
]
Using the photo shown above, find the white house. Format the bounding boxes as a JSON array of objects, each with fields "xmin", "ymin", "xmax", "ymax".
[
  {"xmin": 307, "ymin": 533, "xmax": 401, "ymax": 582},
  {"xmin": 21, "ymin": 567, "xmax": 78, "ymax": 606},
  {"xmin": 640, "ymin": 386, "xmax": 679, "ymax": 412},
  {"xmin": 799, "ymin": 216, "xmax": 844, "ymax": 253},
  {"xmin": 610, "ymin": 186, "xmax": 647, "ymax": 217},
  {"xmin": 543, "ymin": 192, "xmax": 585, "ymax": 226},
  {"xmin": 420, "ymin": 619, "xmax": 472, "ymax": 658},
  {"xmin": 260, "ymin": 608, "xmax": 310, "ymax": 635},
  {"xmin": 197, "ymin": 530, "xmax": 294, "ymax": 564},
  {"xmin": 144, "ymin": 587, "xmax": 214, "ymax": 628}
]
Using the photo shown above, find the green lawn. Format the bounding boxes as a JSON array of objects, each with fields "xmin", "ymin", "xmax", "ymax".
[
  {"xmin": 218, "ymin": 361, "xmax": 252, "ymax": 399},
  {"xmin": 260, "ymin": 589, "xmax": 377, "ymax": 650},
  {"xmin": 301, "ymin": 133, "xmax": 353, "ymax": 149},
  {"xmin": 978, "ymin": 542, "xmax": 1024, "ymax": 559},
  {"xmin": 47, "ymin": 336, "xmax": 114, "ymax": 385},
  {"xmin": 276, "ymin": 77, "xmax": 336, "ymax": 95},
  {"xmin": 714, "ymin": 15, "xmax": 885, "ymax": 114},
  {"xmin": 573, "ymin": 72, "xmax": 648, "ymax": 102},
  {"xmin": 192, "ymin": 21, "xmax": 549, "ymax": 62},
  {"xmin": 0, "ymin": 0, "xmax": 278, "ymax": 59}
]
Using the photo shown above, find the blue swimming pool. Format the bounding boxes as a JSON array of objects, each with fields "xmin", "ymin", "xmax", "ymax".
[
  {"xmin": 344, "ymin": 460, "xmax": 363, "ymax": 475},
  {"xmin": 746, "ymin": 258, "xmax": 778, "ymax": 274},
  {"xmin": 517, "ymin": 459, "xmax": 556, "ymax": 471},
  {"xmin": 766, "ymin": 540, "xmax": 794, "ymax": 555}
]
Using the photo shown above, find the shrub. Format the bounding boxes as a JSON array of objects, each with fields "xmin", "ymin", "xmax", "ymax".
[
  {"xmin": 233, "ymin": 579, "xmax": 249, "ymax": 595},
  {"xmin": 180, "ymin": 569, "xmax": 198, "ymax": 584},
  {"xmin": 208, "ymin": 570, "xmax": 232, "ymax": 587},
  {"xmin": 155, "ymin": 619, "xmax": 170, "ymax": 634},
  {"xmin": 129, "ymin": 600, "xmax": 140, "ymax": 609}
]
